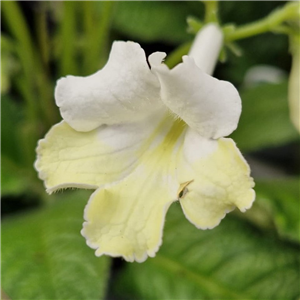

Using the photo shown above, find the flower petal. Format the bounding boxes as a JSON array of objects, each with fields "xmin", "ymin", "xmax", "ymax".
[
  {"xmin": 55, "ymin": 41, "xmax": 163, "ymax": 132},
  {"xmin": 35, "ymin": 112, "xmax": 167, "ymax": 194},
  {"xmin": 178, "ymin": 129, "xmax": 255, "ymax": 229},
  {"xmin": 81, "ymin": 119, "xmax": 186, "ymax": 262},
  {"xmin": 81, "ymin": 171, "xmax": 176, "ymax": 262},
  {"xmin": 151, "ymin": 55, "xmax": 241, "ymax": 139}
]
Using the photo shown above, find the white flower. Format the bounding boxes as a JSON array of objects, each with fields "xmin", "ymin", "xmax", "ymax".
[{"xmin": 35, "ymin": 24, "xmax": 255, "ymax": 262}]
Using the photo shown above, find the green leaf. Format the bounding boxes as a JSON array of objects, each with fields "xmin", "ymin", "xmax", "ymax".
[
  {"xmin": 1, "ymin": 156, "xmax": 28, "ymax": 196},
  {"xmin": 1, "ymin": 95, "xmax": 37, "ymax": 196},
  {"xmin": 252, "ymin": 178, "xmax": 300, "ymax": 243},
  {"xmin": 114, "ymin": 205, "xmax": 300, "ymax": 300},
  {"xmin": 111, "ymin": 2, "xmax": 193, "ymax": 44},
  {"xmin": 1, "ymin": 95, "xmax": 24, "ymax": 163},
  {"xmin": 1, "ymin": 191, "xmax": 111, "ymax": 300},
  {"xmin": 1, "ymin": 35, "xmax": 20, "ymax": 93},
  {"xmin": 231, "ymin": 82, "xmax": 299, "ymax": 152},
  {"xmin": 186, "ymin": 16, "xmax": 203, "ymax": 34}
]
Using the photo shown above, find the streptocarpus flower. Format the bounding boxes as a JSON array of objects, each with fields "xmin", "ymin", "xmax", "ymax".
[{"xmin": 35, "ymin": 24, "xmax": 255, "ymax": 262}]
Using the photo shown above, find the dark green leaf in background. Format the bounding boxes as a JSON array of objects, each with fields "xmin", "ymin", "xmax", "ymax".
[
  {"xmin": 1, "ymin": 95, "xmax": 24, "ymax": 163},
  {"xmin": 114, "ymin": 205, "xmax": 300, "ymax": 300},
  {"xmin": 1, "ymin": 96, "xmax": 30, "ymax": 196},
  {"xmin": 1, "ymin": 191, "xmax": 111, "ymax": 300},
  {"xmin": 1, "ymin": 156, "xmax": 28, "ymax": 196},
  {"xmin": 1, "ymin": 95, "xmax": 42, "ymax": 196},
  {"xmin": 111, "ymin": 1, "xmax": 196, "ymax": 44},
  {"xmin": 1, "ymin": 34, "xmax": 20, "ymax": 94},
  {"xmin": 231, "ymin": 82, "xmax": 299, "ymax": 152},
  {"xmin": 251, "ymin": 178, "xmax": 300, "ymax": 243}
]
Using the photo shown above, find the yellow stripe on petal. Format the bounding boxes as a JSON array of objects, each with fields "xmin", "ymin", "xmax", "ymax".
[{"xmin": 178, "ymin": 130, "xmax": 255, "ymax": 229}]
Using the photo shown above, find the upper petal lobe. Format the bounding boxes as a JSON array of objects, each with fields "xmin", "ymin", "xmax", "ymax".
[
  {"xmin": 151, "ymin": 55, "xmax": 241, "ymax": 139},
  {"xmin": 55, "ymin": 41, "xmax": 163, "ymax": 132}
]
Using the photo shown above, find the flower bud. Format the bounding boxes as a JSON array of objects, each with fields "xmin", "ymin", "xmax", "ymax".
[{"xmin": 288, "ymin": 33, "xmax": 300, "ymax": 132}]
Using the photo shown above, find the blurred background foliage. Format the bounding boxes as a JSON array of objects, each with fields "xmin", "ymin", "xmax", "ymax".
[{"xmin": 1, "ymin": 1, "xmax": 299, "ymax": 300}]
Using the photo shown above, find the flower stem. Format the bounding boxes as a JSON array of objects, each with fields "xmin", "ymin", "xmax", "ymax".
[
  {"xmin": 60, "ymin": 1, "xmax": 78, "ymax": 76},
  {"xmin": 165, "ymin": 42, "xmax": 192, "ymax": 69},
  {"xmin": 203, "ymin": 1, "xmax": 219, "ymax": 24},
  {"xmin": 96, "ymin": 2, "xmax": 115, "ymax": 68},
  {"xmin": 35, "ymin": 4, "xmax": 60, "ymax": 127},
  {"xmin": 288, "ymin": 33, "xmax": 300, "ymax": 132},
  {"xmin": 83, "ymin": 1, "xmax": 114, "ymax": 74},
  {"xmin": 2, "ymin": 1, "xmax": 38, "ymax": 123},
  {"xmin": 35, "ymin": 6, "xmax": 50, "ymax": 71},
  {"xmin": 225, "ymin": 2, "xmax": 299, "ymax": 42}
]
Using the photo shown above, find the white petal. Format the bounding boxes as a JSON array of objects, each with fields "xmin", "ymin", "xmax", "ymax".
[
  {"xmin": 148, "ymin": 52, "xmax": 166, "ymax": 67},
  {"xmin": 34, "ymin": 111, "xmax": 167, "ymax": 194},
  {"xmin": 55, "ymin": 41, "xmax": 163, "ymax": 132},
  {"xmin": 151, "ymin": 56, "xmax": 241, "ymax": 139},
  {"xmin": 178, "ymin": 129, "xmax": 255, "ymax": 229}
]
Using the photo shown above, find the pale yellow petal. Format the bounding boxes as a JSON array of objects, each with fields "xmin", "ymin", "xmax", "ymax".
[
  {"xmin": 178, "ymin": 129, "xmax": 255, "ymax": 229},
  {"xmin": 35, "ymin": 112, "xmax": 167, "ymax": 194},
  {"xmin": 81, "ymin": 119, "xmax": 186, "ymax": 262},
  {"xmin": 81, "ymin": 171, "xmax": 175, "ymax": 262}
]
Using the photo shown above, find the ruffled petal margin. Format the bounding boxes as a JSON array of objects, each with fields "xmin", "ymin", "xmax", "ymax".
[
  {"xmin": 81, "ymin": 118, "xmax": 186, "ymax": 262},
  {"xmin": 34, "ymin": 112, "xmax": 167, "ymax": 194},
  {"xmin": 178, "ymin": 129, "xmax": 255, "ymax": 229},
  {"xmin": 81, "ymin": 168, "xmax": 177, "ymax": 263},
  {"xmin": 55, "ymin": 41, "xmax": 163, "ymax": 132}
]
